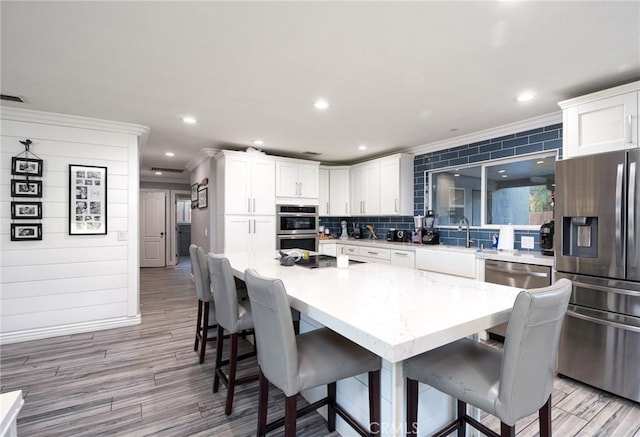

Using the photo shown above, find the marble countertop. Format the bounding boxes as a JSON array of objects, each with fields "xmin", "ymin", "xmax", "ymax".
[{"xmin": 221, "ymin": 251, "xmax": 522, "ymax": 363}]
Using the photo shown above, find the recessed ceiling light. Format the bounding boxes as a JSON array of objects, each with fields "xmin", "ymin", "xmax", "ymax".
[
  {"xmin": 536, "ymin": 160, "xmax": 544, "ymax": 164},
  {"xmin": 454, "ymin": 173, "xmax": 460, "ymax": 177},
  {"xmin": 313, "ymin": 99, "xmax": 329, "ymax": 110},
  {"xmin": 502, "ymin": 174, "xmax": 508, "ymax": 178},
  {"xmin": 516, "ymin": 91, "xmax": 535, "ymax": 102},
  {"xmin": 182, "ymin": 116, "xmax": 197, "ymax": 124},
  {"xmin": 498, "ymin": 169, "xmax": 506, "ymax": 173},
  {"xmin": 252, "ymin": 139, "xmax": 264, "ymax": 146},
  {"xmin": 165, "ymin": 152, "xmax": 175, "ymax": 157},
  {"xmin": 155, "ymin": 171, "xmax": 162, "ymax": 175},
  {"xmin": 358, "ymin": 145, "xmax": 367, "ymax": 151}
]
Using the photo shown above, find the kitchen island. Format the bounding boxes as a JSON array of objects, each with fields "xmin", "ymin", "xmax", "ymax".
[{"xmin": 220, "ymin": 251, "xmax": 522, "ymax": 436}]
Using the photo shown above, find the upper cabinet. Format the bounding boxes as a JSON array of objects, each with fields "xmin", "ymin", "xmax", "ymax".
[
  {"xmin": 275, "ymin": 158, "xmax": 319, "ymax": 204},
  {"xmin": 319, "ymin": 166, "xmax": 350, "ymax": 216},
  {"xmin": 349, "ymin": 153, "xmax": 413, "ymax": 216},
  {"xmin": 559, "ymin": 81, "xmax": 639, "ymax": 158},
  {"xmin": 216, "ymin": 150, "xmax": 275, "ymax": 215}
]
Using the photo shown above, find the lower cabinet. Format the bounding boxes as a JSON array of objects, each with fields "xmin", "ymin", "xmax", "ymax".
[
  {"xmin": 415, "ymin": 247, "xmax": 477, "ymax": 279},
  {"xmin": 319, "ymin": 242, "xmax": 337, "ymax": 256},
  {"xmin": 390, "ymin": 249, "xmax": 415, "ymax": 269},
  {"xmin": 334, "ymin": 243, "xmax": 416, "ymax": 268},
  {"xmin": 223, "ymin": 215, "xmax": 275, "ymax": 253}
]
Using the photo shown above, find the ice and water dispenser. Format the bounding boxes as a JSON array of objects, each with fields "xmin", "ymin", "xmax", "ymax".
[{"xmin": 562, "ymin": 216, "xmax": 598, "ymax": 258}]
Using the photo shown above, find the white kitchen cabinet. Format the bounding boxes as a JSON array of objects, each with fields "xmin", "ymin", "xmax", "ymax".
[
  {"xmin": 415, "ymin": 247, "xmax": 477, "ymax": 279},
  {"xmin": 217, "ymin": 150, "xmax": 275, "ymax": 215},
  {"xmin": 559, "ymin": 81, "xmax": 639, "ymax": 158},
  {"xmin": 275, "ymin": 158, "xmax": 320, "ymax": 203},
  {"xmin": 337, "ymin": 244, "xmax": 359, "ymax": 257},
  {"xmin": 319, "ymin": 242, "xmax": 337, "ymax": 256},
  {"xmin": 379, "ymin": 154, "xmax": 414, "ymax": 215},
  {"xmin": 319, "ymin": 166, "xmax": 350, "ymax": 216},
  {"xmin": 224, "ymin": 215, "xmax": 275, "ymax": 253},
  {"xmin": 390, "ymin": 249, "xmax": 415, "ymax": 269},
  {"xmin": 350, "ymin": 161, "xmax": 380, "ymax": 215}
]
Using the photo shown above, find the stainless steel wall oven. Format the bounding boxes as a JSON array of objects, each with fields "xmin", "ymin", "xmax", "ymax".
[{"xmin": 276, "ymin": 205, "xmax": 318, "ymax": 252}]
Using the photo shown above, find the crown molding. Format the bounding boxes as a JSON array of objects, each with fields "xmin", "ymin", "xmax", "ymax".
[
  {"xmin": 407, "ymin": 111, "xmax": 563, "ymax": 157},
  {"xmin": 184, "ymin": 148, "xmax": 218, "ymax": 171},
  {"xmin": 558, "ymin": 80, "xmax": 640, "ymax": 109}
]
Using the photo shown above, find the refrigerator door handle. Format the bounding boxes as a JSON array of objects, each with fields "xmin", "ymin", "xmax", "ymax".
[
  {"xmin": 615, "ymin": 163, "xmax": 624, "ymax": 267},
  {"xmin": 629, "ymin": 161, "xmax": 637, "ymax": 270}
]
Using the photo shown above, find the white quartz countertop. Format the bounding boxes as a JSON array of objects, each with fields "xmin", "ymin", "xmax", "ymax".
[
  {"xmin": 319, "ymin": 238, "xmax": 418, "ymax": 251},
  {"xmin": 220, "ymin": 251, "xmax": 522, "ymax": 363}
]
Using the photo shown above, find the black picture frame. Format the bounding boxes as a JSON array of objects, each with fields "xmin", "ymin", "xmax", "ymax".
[
  {"xmin": 69, "ymin": 164, "xmax": 107, "ymax": 235},
  {"xmin": 191, "ymin": 183, "xmax": 198, "ymax": 201},
  {"xmin": 11, "ymin": 179, "xmax": 43, "ymax": 198},
  {"xmin": 11, "ymin": 201, "xmax": 42, "ymax": 219},
  {"xmin": 198, "ymin": 187, "xmax": 208, "ymax": 209},
  {"xmin": 11, "ymin": 157, "xmax": 43, "ymax": 177},
  {"xmin": 11, "ymin": 223, "xmax": 42, "ymax": 241}
]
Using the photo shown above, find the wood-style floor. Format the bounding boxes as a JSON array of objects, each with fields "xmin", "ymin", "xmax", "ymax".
[{"xmin": 1, "ymin": 258, "xmax": 638, "ymax": 436}]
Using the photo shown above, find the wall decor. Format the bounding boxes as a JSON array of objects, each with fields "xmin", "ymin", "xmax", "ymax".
[
  {"xmin": 10, "ymin": 223, "xmax": 43, "ymax": 241},
  {"xmin": 198, "ymin": 187, "xmax": 208, "ymax": 209},
  {"xmin": 69, "ymin": 164, "xmax": 107, "ymax": 235},
  {"xmin": 11, "ymin": 179, "xmax": 43, "ymax": 198},
  {"xmin": 11, "ymin": 157, "xmax": 44, "ymax": 177},
  {"xmin": 11, "ymin": 201, "xmax": 43, "ymax": 219},
  {"xmin": 191, "ymin": 183, "xmax": 198, "ymax": 201}
]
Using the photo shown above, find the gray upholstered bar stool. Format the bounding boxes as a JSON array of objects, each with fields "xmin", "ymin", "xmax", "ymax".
[
  {"xmin": 244, "ymin": 269, "xmax": 382, "ymax": 437},
  {"xmin": 405, "ymin": 278, "xmax": 572, "ymax": 437},
  {"xmin": 189, "ymin": 244, "xmax": 217, "ymax": 364},
  {"xmin": 207, "ymin": 254, "xmax": 258, "ymax": 416}
]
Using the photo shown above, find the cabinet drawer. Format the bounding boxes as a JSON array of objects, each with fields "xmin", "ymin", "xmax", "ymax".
[
  {"xmin": 390, "ymin": 250, "xmax": 415, "ymax": 269},
  {"xmin": 340, "ymin": 245, "xmax": 359, "ymax": 256},
  {"xmin": 358, "ymin": 246, "xmax": 390, "ymax": 261}
]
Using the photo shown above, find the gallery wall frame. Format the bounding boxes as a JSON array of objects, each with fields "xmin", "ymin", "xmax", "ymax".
[
  {"xmin": 198, "ymin": 187, "xmax": 208, "ymax": 209},
  {"xmin": 11, "ymin": 201, "xmax": 43, "ymax": 219},
  {"xmin": 11, "ymin": 223, "xmax": 43, "ymax": 241},
  {"xmin": 69, "ymin": 164, "xmax": 107, "ymax": 235},
  {"xmin": 11, "ymin": 179, "xmax": 43, "ymax": 198},
  {"xmin": 11, "ymin": 156, "xmax": 44, "ymax": 177}
]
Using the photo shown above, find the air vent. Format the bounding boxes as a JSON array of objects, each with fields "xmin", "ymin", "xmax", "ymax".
[
  {"xmin": 303, "ymin": 151, "xmax": 322, "ymax": 156},
  {"xmin": 1, "ymin": 94, "xmax": 25, "ymax": 103},
  {"xmin": 150, "ymin": 167, "xmax": 184, "ymax": 173}
]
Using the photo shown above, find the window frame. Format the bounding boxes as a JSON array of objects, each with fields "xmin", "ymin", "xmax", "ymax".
[{"xmin": 424, "ymin": 150, "xmax": 558, "ymax": 231}]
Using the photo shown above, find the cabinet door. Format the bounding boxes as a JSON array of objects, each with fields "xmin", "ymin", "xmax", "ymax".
[
  {"xmin": 565, "ymin": 92, "xmax": 638, "ymax": 157},
  {"xmin": 380, "ymin": 157, "xmax": 400, "ymax": 215},
  {"xmin": 319, "ymin": 168, "xmax": 330, "ymax": 215},
  {"xmin": 275, "ymin": 161, "xmax": 299, "ymax": 197},
  {"xmin": 363, "ymin": 162, "xmax": 380, "ymax": 215},
  {"xmin": 224, "ymin": 216, "xmax": 251, "ymax": 253},
  {"xmin": 224, "ymin": 155, "xmax": 251, "ymax": 215},
  {"xmin": 390, "ymin": 250, "xmax": 415, "ymax": 269},
  {"xmin": 350, "ymin": 165, "xmax": 365, "ymax": 215},
  {"xmin": 251, "ymin": 215, "xmax": 276, "ymax": 252},
  {"xmin": 298, "ymin": 164, "xmax": 319, "ymax": 198},
  {"xmin": 252, "ymin": 157, "xmax": 276, "ymax": 215},
  {"xmin": 329, "ymin": 169, "xmax": 350, "ymax": 216}
]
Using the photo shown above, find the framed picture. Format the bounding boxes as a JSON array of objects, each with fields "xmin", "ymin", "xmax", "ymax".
[
  {"xmin": 191, "ymin": 183, "xmax": 198, "ymax": 201},
  {"xmin": 11, "ymin": 157, "xmax": 43, "ymax": 177},
  {"xmin": 198, "ymin": 187, "xmax": 208, "ymax": 209},
  {"xmin": 11, "ymin": 223, "xmax": 42, "ymax": 241},
  {"xmin": 69, "ymin": 164, "xmax": 107, "ymax": 235},
  {"xmin": 11, "ymin": 201, "xmax": 42, "ymax": 219},
  {"xmin": 11, "ymin": 179, "xmax": 42, "ymax": 198}
]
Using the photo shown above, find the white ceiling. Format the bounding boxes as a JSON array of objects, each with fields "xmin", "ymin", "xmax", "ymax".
[{"xmin": 2, "ymin": 1, "xmax": 639, "ymax": 183}]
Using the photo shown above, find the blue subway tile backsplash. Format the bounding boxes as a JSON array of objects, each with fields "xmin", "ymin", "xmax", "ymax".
[{"xmin": 320, "ymin": 123, "xmax": 562, "ymax": 251}]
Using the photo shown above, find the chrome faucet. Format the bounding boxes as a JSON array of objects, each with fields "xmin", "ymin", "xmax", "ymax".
[{"xmin": 458, "ymin": 216, "xmax": 473, "ymax": 248}]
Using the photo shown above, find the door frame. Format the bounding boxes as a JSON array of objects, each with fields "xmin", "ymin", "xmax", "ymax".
[{"xmin": 170, "ymin": 190, "xmax": 191, "ymax": 266}]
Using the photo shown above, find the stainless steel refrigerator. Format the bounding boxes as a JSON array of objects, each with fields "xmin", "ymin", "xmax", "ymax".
[{"xmin": 555, "ymin": 149, "xmax": 639, "ymax": 402}]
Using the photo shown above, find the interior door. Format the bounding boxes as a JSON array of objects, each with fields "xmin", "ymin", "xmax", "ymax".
[{"xmin": 141, "ymin": 191, "xmax": 166, "ymax": 267}]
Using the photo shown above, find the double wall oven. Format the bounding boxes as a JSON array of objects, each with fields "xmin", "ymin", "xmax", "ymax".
[{"xmin": 276, "ymin": 205, "xmax": 318, "ymax": 252}]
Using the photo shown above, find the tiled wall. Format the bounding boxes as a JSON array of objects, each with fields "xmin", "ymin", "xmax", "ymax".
[{"xmin": 320, "ymin": 123, "xmax": 562, "ymax": 250}]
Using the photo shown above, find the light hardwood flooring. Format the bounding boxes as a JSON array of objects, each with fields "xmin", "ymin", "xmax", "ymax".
[{"xmin": 1, "ymin": 259, "xmax": 638, "ymax": 436}]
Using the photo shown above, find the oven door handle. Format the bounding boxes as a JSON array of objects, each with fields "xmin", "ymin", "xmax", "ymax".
[{"xmin": 566, "ymin": 309, "xmax": 640, "ymax": 333}]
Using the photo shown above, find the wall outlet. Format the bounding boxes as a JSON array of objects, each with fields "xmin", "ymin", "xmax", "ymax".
[
  {"xmin": 521, "ymin": 236, "xmax": 534, "ymax": 249},
  {"xmin": 118, "ymin": 230, "xmax": 128, "ymax": 241}
]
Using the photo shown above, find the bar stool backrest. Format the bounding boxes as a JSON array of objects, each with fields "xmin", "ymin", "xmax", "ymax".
[
  {"xmin": 189, "ymin": 244, "xmax": 212, "ymax": 302},
  {"xmin": 245, "ymin": 269, "xmax": 300, "ymax": 397},
  {"xmin": 207, "ymin": 254, "xmax": 241, "ymax": 332},
  {"xmin": 497, "ymin": 278, "xmax": 572, "ymax": 425}
]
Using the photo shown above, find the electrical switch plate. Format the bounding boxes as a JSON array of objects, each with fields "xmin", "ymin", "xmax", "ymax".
[
  {"xmin": 118, "ymin": 230, "xmax": 128, "ymax": 241},
  {"xmin": 521, "ymin": 236, "xmax": 534, "ymax": 249}
]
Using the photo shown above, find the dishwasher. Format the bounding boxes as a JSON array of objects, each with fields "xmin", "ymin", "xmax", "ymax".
[{"xmin": 484, "ymin": 260, "xmax": 552, "ymax": 339}]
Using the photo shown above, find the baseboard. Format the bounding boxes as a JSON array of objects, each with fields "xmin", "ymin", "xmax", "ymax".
[{"xmin": 0, "ymin": 314, "xmax": 141, "ymax": 345}]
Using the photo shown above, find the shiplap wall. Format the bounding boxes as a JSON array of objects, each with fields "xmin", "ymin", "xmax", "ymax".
[{"xmin": 0, "ymin": 108, "xmax": 148, "ymax": 344}]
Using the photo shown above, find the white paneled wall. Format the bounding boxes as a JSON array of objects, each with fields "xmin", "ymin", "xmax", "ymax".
[{"xmin": 0, "ymin": 108, "xmax": 148, "ymax": 344}]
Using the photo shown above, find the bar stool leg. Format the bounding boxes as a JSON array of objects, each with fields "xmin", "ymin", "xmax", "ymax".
[
  {"xmin": 406, "ymin": 378, "xmax": 419, "ymax": 436},
  {"xmin": 284, "ymin": 394, "xmax": 297, "ymax": 437},
  {"xmin": 369, "ymin": 369, "xmax": 381, "ymax": 436},
  {"xmin": 457, "ymin": 400, "xmax": 466, "ymax": 437},
  {"xmin": 194, "ymin": 300, "xmax": 202, "ymax": 351},
  {"xmin": 257, "ymin": 370, "xmax": 269, "ymax": 437},
  {"xmin": 327, "ymin": 382, "xmax": 337, "ymax": 432},
  {"xmin": 213, "ymin": 325, "xmax": 224, "ymax": 393},
  {"xmin": 501, "ymin": 422, "xmax": 515, "ymax": 437},
  {"xmin": 199, "ymin": 302, "xmax": 209, "ymax": 364},
  {"xmin": 224, "ymin": 333, "xmax": 239, "ymax": 416},
  {"xmin": 539, "ymin": 395, "xmax": 552, "ymax": 437}
]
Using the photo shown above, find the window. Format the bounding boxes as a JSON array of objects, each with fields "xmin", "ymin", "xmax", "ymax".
[
  {"xmin": 176, "ymin": 199, "xmax": 191, "ymax": 224},
  {"xmin": 425, "ymin": 152, "xmax": 557, "ymax": 229}
]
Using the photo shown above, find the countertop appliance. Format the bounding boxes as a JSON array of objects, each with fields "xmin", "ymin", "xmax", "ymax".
[
  {"xmin": 484, "ymin": 260, "xmax": 552, "ymax": 339},
  {"xmin": 422, "ymin": 210, "xmax": 440, "ymax": 245},
  {"xmin": 555, "ymin": 149, "xmax": 639, "ymax": 403},
  {"xmin": 276, "ymin": 205, "xmax": 318, "ymax": 252},
  {"xmin": 539, "ymin": 220, "xmax": 554, "ymax": 256},
  {"xmin": 387, "ymin": 229, "xmax": 409, "ymax": 242}
]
